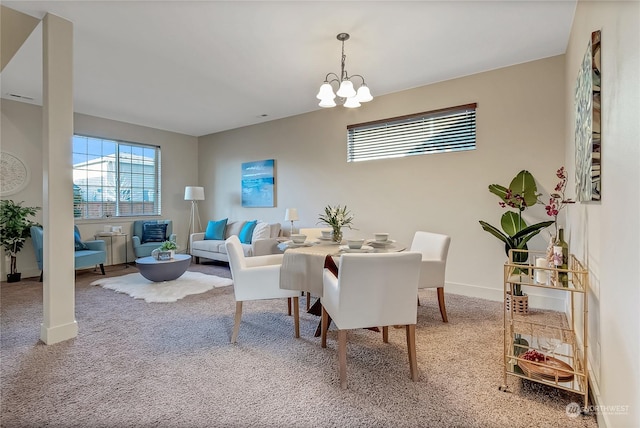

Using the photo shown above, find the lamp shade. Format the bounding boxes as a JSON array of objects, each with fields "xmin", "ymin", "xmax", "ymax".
[
  {"xmin": 343, "ymin": 96, "xmax": 361, "ymax": 108},
  {"xmin": 356, "ymin": 84, "xmax": 373, "ymax": 102},
  {"xmin": 336, "ymin": 80, "xmax": 356, "ymax": 98},
  {"xmin": 184, "ymin": 186, "xmax": 205, "ymax": 201},
  {"xmin": 284, "ymin": 208, "xmax": 299, "ymax": 222}
]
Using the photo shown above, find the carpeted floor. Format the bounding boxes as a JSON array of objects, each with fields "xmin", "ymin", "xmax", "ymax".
[{"xmin": 1, "ymin": 261, "xmax": 597, "ymax": 428}]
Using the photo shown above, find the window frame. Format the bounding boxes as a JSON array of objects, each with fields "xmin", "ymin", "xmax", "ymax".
[{"xmin": 72, "ymin": 134, "xmax": 162, "ymax": 219}]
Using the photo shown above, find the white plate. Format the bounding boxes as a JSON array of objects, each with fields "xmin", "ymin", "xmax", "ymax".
[
  {"xmin": 339, "ymin": 245, "xmax": 374, "ymax": 253},
  {"xmin": 318, "ymin": 236, "xmax": 335, "ymax": 241},
  {"xmin": 367, "ymin": 239, "xmax": 396, "ymax": 247}
]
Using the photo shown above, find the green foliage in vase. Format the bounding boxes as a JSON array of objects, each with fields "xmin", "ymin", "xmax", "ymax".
[
  {"xmin": 158, "ymin": 240, "xmax": 178, "ymax": 251},
  {"xmin": 479, "ymin": 170, "xmax": 554, "ymax": 295}
]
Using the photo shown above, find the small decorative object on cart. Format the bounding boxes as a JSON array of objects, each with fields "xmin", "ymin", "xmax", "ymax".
[{"xmin": 318, "ymin": 204, "xmax": 355, "ymax": 243}]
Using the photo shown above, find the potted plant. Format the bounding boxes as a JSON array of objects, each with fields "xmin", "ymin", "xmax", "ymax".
[
  {"xmin": 479, "ymin": 170, "xmax": 554, "ymax": 298},
  {"xmin": 0, "ymin": 200, "xmax": 41, "ymax": 282},
  {"xmin": 317, "ymin": 204, "xmax": 355, "ymax": 243},
  {"xmin": 153, "ymin": 240, "xmax": 178, "ymax": 260}
]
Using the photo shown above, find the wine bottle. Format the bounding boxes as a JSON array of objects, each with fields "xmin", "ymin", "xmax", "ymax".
[{"xmin": 553, "ymin": 228, "xmax": 569, "ymax": 287}]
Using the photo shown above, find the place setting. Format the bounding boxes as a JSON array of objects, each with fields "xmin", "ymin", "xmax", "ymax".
[
  {"xmin": 278, "ymin": 233, "xmax": 318, "ymax": 250},
  {"xmin": 316, "ymin": 229, "xmax": 342, "ymax": 245},
  {"xmin": 365, "ymin": 233, "xmax": 397, "ymax": 249},
  {"xmin": 338, "ymin": 238, "xmax": 374, "ymax": 253}
]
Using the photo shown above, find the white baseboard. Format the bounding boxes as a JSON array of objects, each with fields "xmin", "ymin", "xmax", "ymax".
[
  {"xmin": 447, "ymin": 281, "xmax": 566, "ymax": 311},
  {"xmin": 40, "ymin": 320, "xmax": 78, "ymax": 344}
]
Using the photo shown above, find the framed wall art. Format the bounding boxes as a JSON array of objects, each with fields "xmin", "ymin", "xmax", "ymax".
[
  {"xmin": 575, "ymin": 29, "xmax": 601, "ymax": 202},
  {"xmin": 241, "ymin": 159, "xmax": 275, "ymax": 207}
]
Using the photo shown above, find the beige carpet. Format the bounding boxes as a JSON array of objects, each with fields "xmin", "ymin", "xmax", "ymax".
[{"xmin": 1, "ymin": 263, "xmax": 598, "ymax": 428}]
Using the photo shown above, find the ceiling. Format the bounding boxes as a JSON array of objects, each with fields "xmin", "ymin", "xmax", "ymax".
[{"xmin": 2, "ymin": 1, "xmax": 577, "ymax": 137}]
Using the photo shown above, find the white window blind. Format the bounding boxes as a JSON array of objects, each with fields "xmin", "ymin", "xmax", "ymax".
[
  {"xmin": 347, "ymin": 103, "xmax": 477, "ymax": 162},
  {"xmin": 73, "ymin": 135, "xmax": 162, "ymax": 219}
]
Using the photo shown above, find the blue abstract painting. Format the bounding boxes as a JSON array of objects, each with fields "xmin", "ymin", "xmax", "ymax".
[{"xmin": 241, "ymin": 159, "xmax": 275, "ymax": 207}]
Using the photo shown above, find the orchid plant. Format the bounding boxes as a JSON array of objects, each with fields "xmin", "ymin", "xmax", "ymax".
[{"xmin": 538, "ymin": 166, "xmax": 575, "ymax": 239}]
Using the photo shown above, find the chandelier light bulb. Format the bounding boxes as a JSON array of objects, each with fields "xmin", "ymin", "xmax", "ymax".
[
  {"xmin": 336, "ymin": 80, "xmax": 356, "ymax": 98},
  {"xmin": 316, "ymin": 83, "xmax": 336, "ymax": 100},
  {"xmin": 319, "ymin": 97, "xmax": 337, "ymax": 108},
  {"xmin": 356, "ymin": 85, "xmax": 373, "ymax": 102},
  {"xmin": 343, "ymin": 96, "xmax": 361, "ymax": 108}
]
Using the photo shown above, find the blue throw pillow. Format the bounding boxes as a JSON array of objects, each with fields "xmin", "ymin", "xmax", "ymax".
[
  {"xmin": 238, "ymin": 220, "xmax": 257, "ymax": 244},
  {"xmin": 74, "ymin": 230, "xmax": 88, "ymax": 251},
  {"xmin": 142, "ymin": 222, "xmax": 167, "ymax": 243},
  {"xmin": 204, "ymin": 218, "xmax": 228, "ymax": 240}
]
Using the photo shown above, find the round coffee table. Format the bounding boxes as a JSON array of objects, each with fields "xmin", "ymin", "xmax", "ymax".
[{"xmin": 136, "ymin": 254, "xmax": 191, "ymax": 282}]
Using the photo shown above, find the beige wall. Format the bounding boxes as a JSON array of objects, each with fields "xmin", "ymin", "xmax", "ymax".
[
  {"xmin": 565, "ymin": 1, "xmax": 640, "ymax": 426},
  {"xmin": 198, "ymin": 55, "xmax": 567, "ymax": 308},
  {"xmin": 0, "ymin": 99, "xmax": 199, "ymax": 278}
]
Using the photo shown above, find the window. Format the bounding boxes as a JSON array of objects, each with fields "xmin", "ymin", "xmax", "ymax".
[
  {"xmin": 347, "ymin": 103, "xmax": 477, "ymax": 162},
  {"xmin": 73, "ymin": 135, "xmax": 161, "ymax": 219}
]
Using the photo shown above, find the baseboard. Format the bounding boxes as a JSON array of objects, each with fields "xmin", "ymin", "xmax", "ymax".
[
  {"xmin": 447, "ymin": 281, "xmax": 566, "ymax": 311},
  {"xmin": 40, "ymin": 320, "xmax": 78, "ymax": 344}
]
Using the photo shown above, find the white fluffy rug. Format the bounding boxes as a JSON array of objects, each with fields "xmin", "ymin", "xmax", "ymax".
[{"xmin": 90, "ymin": 271, "xmax": 233, "ymax": 303}]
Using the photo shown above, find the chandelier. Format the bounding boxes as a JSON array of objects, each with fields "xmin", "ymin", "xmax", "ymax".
[{"xmin": 316, "ymin": 33, "xmax": 373, "ymax": 108}]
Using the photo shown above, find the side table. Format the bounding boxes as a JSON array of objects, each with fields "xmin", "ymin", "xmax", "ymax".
[{"xmin": 94, "ymin": 233, "xmax": 129, "ymax": 268}]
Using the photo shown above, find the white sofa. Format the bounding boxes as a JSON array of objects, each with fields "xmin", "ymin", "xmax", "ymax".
[{"xmin": 190, "ymin": 220, "xmax": 282, "ymax": 263}]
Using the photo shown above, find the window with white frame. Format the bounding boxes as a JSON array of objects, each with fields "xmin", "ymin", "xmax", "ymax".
[
  {"xmin": 72, "ymin": 135, "xmax": 161, "ymax": 219},
  {"xmin": 347, "ymin": 103, "xmax": 477, "ymax": 162}
]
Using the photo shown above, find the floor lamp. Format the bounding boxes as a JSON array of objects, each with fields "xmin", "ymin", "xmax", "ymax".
[{"xmin": 185, "ymin": 186, "xmax": 204, "ymax": 254}]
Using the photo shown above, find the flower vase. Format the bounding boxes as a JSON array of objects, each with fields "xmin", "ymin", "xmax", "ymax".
[{"xmin": 332, "ymin": 227, "xmax": 343, "ymax": 243}]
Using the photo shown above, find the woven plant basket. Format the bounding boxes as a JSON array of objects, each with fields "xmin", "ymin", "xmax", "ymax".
[{"xmin": 506, "ymin": 291, "xmax": 529, "ymax": 314}]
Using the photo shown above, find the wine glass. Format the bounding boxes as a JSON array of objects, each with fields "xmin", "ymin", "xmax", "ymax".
[{"xmin": 538, "ymin": 326, "xmax": 562, "ymax": 361}]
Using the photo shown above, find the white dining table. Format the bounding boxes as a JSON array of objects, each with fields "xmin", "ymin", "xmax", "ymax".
[{"xmin": 279, "ymin": 241, "xmax": 406, "ymax": 298}]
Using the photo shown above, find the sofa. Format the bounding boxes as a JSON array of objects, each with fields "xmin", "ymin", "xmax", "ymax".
[
  {"xmin": 132, "ymin": 220, "xmax": 177, "ymax": 258},
  {"xmin": 190, "ymin": 220, "xmax": 282, "ymax": 263}
]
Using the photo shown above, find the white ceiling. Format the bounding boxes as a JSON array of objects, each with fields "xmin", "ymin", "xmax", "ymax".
[{"xmin": 2, "ymin": 1, "xmax": 577, "ymax": 137}]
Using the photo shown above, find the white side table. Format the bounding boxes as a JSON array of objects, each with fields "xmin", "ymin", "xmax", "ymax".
[{"xmin": 94, "ymin": 233, "xmax": 129, "ymax": 268}]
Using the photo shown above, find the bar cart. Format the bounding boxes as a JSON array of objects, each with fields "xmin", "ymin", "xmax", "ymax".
[{"xmin": 499, "ymin": 249, "xmax": 589, "ymax": 412}]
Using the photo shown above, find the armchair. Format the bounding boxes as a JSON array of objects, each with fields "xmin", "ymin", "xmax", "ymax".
[
  {"xmin": 410, "ymin": 231, "xmax": 451, "ymax": 322},
  {"xmin": 321, "ymin": 252, "xmax": 422, "ymax": 389},
  {"xmin": 131, "ymin": 220, "xmax": 176, "ymax": 258},
  {"xmin": 30, "ymin": 226, "xmax": 106, "ymax": 282},
  {"xmin": 225, "ymin": 235, "xmax": 301, "ymax": 343}
]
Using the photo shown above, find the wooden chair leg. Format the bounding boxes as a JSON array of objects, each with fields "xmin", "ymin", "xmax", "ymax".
[
  {"xmin": 39, "ymin": 271, "xmax": 43, "ymax": 282},
  {"xmin": 231, "ymin": 301, "xmax": 243, "ymax": 343},
  {"xmin": 338, "ymin": 329, "xmax": 348, "ymax": 389},
  {"xmin": 306, "ymin": 292, "xmax": 311, "ymax": 311},
  {"xmin": 437, "ymin": 287, "xmax": 448, "ymax": 323},
  {"xmin": 292, "ymin": 297, "xmax": 300, "ymax": 338},
  {"xmin": 321, "ymin": 306, "xmax": 329, "ymax": 348},
  {"xmin": 417, "ymin": 294, "xmax": 421, "ymax": 306},
  {"xmin": 287, "ymin": 297, "xmax": 292, "ymax": 316},
  {"xmin": 406, "ymin": 324, "xmax": 418, "ymax": 381},
  {"xmin": 99, "ymin": 264, "xmax": 105, "ymax": 275},
  {"xmin": 382, "ymin": 326, "xmax": 389, "ymax": 343}
]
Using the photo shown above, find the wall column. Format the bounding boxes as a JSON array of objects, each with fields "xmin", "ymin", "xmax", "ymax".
[{"xmin": 41, "ymin": 13, "xmax": 76, "ymax": 344}]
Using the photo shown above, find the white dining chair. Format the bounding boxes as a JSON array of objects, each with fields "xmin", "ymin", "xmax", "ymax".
[
  {"xmin": 321, "ymin": 252, "xmax": 422, "ymax": 389},
  {"xmin": 410, "ymin": 231, "xmax": 451, "ymax": 322},
  {"xmin": 225, "ymin": 235, "xmax": 301, "ymax": 343}
]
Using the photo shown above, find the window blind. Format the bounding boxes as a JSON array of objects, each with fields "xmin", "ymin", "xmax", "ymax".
[{"xmin": 347, "ymin": 103, "xmax": 477, "ymax": 162}]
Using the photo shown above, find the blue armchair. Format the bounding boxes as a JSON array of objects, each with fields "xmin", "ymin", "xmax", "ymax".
[
  {"xmin": 131, "ymin": 220, "xmax": 176, "ymax": 258},
  {"xmin": 30, "ymin": 226, "xmax": 107, "ymax": 282}
]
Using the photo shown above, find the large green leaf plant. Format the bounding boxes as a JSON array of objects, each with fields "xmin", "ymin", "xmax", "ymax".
[{"xmin": 479, "ymin": 170, "xmax": 553, "ymax": 295}]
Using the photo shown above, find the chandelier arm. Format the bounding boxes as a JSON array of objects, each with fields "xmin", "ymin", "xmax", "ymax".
[
  {"xmin": 349, "ymin": 74, "xmax": 367, "ymax": 85},
  {"xmin": 324, "ymin": 72, "xmax": 341, "ymax": 84}
]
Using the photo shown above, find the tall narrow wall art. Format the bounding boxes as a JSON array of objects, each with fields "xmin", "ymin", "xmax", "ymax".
[{"xmin": 575, "ymin": 30, "xmax": 601, "ymax": 202}]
